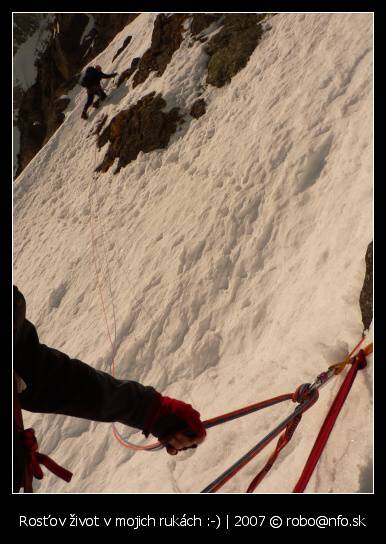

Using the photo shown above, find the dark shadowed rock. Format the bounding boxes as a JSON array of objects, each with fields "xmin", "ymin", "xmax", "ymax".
[
  {"xmin": 85, "ymin": 14, "xmax": 138, "ymax": 60},
  {"xmin": 359, "ymin": 241, "xmax": 373, "ymax": 332},
  {"xmin": 190, "ymin": 98, "xmax": 207, "ymax": 119},
  {"xmin": 54, "ymin": 95, "xmax": 71, "ymax": 112},
  {"xmin": 96, "ymin": 92, "xmax": 182, "ymax": 173},
  {"xmin": 116, "ymin": 57, "xmax": 140, "ymax": 87},
  {"xmin": 132, "ymin": 14, "xmax": 188, "ymax": 88},
  {"xmin": 205, "ymin": 14, "xmax": 267, "ymax": 88},
  {"xmin": 53, "ymin": 95, "xmax": 71, "ymax": 125},
  {"xmin": 112, "ymin": 35, "xmax": 132, "ymax": 62},
  {"xmin": 358, "ymin": 460, "xmax": 373, "ymax": 493},
  {"xmin": 190, "ymin": 14, "xmax": 222, "ymax": 37},
  {"xmin": 13, "ymin": 14, "xmax": 43, "ymax": 54}
]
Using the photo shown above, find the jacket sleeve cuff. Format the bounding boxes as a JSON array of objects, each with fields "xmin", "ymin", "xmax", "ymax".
[{"xmin": 141, "ymin": 391, "xmax": 163, "ymax": 437}]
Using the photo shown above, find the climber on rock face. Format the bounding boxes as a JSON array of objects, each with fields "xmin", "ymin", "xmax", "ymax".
[{"xmin": 80, "ymin": 65, "xmax": 118, "ymax": 120}]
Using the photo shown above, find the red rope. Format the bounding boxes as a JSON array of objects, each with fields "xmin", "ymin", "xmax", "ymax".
[
  {"xmin": 247, "ymin": 414, "xmax": 302, "ymax": 493},
  {"xmin": 202, "ymin": 387, "xmax": 319, "ymax": 493},
  {"xmin": 293, "ymin": 349, "xmax": 368, "ymax": 493}
]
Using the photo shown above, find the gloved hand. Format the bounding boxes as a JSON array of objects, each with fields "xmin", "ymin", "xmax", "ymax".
[{"xmin": 144, "ymin": 394, "xmax": 206, "ymax": 455}]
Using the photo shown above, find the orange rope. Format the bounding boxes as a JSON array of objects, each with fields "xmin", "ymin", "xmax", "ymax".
[
  {"xmin": 88, "ymin": 140, "xmax": 158, "ymax": 451},
  {"xmin": 329, "ymin": 337, "xmax": 372, "ymax": 375}
]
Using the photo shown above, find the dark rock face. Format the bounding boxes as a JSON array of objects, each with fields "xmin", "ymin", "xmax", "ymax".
[
  {"xmin": 15, "ymin": 13, "xmax": 139, "ymax": 176},
  {"xmin": 13, "ymin": 14, "xmax": 42, "ymax": 54},
  {"xmin": 190, "ymin": 14, "xmax": 222, "ymax": 37},
  {"xmin": 359, "ymin": 241, "xmax": 373, "ymax": 332},
  {"xmin": 84, "ymin": 14, "xmax": 138, "ymax": 60},
  {"xmin": 16, "ymin": 86, "xmax": 46, "ymax": 171},
  {"xmin": 190, "ymin": 98, "xmax": 207, "ymax": 119},
  {"xmin": 132, "ymin": 14, "xmax": 188, "ymax": 88},
  {"xmin": 112, "ymin": 35, "xmax": 132, "ymax": 62},
  {"xmin": 205, "ymin": 14, "xmax": 267, "ymax": 88},
  {"xmin": 96, "ymin": 92, "xmax": 182, "ymax": 173},
  {"xmin": 116, "ymin": 57, "xmax": 140, "ymax": 87}
]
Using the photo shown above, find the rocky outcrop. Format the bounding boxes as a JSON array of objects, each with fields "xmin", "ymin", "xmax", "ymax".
[
  {"xmin": 117, "ymin": 13, "xmax": 222, "ymax": 88},
  {"xmin": 132, "ymin": 14, "xmax": 188, "ymax": 88},
  {"xmin": 13, "ymin": 14, "xmax": 43, "ymax": 54},
  {"xmin": 190, "ymin": 14, "xmax": 222, "ymax": 37},
  {"xmin": 116, "ymin": 57, "xmax": 140, "ymax": 87},
  {"xmin": 190, "ymin": 98, "xmax": 207, "ymax": 119},
  {"xmin": 15, "ymin": 13, "xmax": 139, "ymax": 176},
  {"xmin": 359, "ymin": 241, "xmax": 373, "ymax": 332},
  {"xmin": 81, "ymin": 14, "xmax": 139, "ymax": 63},
  {"xmin": 205, "ymin": 14, "xmax": 268, "ymax": 87},
  {"xmin": 112, "ymin": 35, "xmax": 132, "ymax": 62},
  {"xmin": 96, "ymin": 92, "xmax": 182, "ymax": 173}
]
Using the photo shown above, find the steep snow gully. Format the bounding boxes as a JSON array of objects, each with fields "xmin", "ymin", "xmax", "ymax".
[{"xmin": 13, "ymin": 13, "xmax": 373, "ymax": 493}]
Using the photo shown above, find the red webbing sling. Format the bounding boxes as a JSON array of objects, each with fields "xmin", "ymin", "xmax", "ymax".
[
  {"xmin": 293, "ymin": 346, "xmax": 372, "ymax": 493},
  {"xmin": 13, "ymin": 377, "xmax": 73, "ymax": 492}
]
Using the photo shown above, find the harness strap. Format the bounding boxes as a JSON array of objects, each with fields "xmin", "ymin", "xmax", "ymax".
[
  {"xmin": 13, "ymin": 377, "xmax": 73, "ymax": 492},
  {"xmin": 293, "ymin": 348, "xmax": 371, "ymax": 493},
  {"xmin": 23, "ymin": 429, "xmax": 73, "ymax": 491}
]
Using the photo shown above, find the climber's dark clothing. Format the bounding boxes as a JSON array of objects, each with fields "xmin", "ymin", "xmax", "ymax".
[
  {"xmin": 82, "ymin": 67, "xmax": 116, "ymax": 88},
  {"xmin": 13, "ymin": 285, "xmax": 159, "ymax": 492},
  {"xmin": 81, "ymin": 67, "xmax": 116, "ymax": 116},
  {"xmin": 84, "ymin": 85, "xmax": 107, "ymax": 111}
]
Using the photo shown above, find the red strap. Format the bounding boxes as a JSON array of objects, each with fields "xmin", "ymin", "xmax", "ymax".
[
  {"xmin": 247, "ymin": 414, "xmax": 302, "ymax": 492},
  {"xmin": 23, "ymin": 429, "xmax": 73, "ymax": 491},
  {"xmin": 293, "ymin": 351, "xmax": 367, "ymax": 493}
]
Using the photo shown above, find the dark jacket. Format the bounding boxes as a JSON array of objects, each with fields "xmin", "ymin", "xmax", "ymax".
[
  {"xmin": 81, "ymin": 67, "xmax": 116, "ymax": 88},
  {"xmin": 13, "ymin": 286, "xmax": 159, "ymax": 492}
]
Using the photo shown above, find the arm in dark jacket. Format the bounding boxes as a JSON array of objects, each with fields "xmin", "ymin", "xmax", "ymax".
[
  {"xmin": 100, "ymin": 72, "xmax": 117, "ymax": 79},
  {"xmin": 14, "ymin": 317, "xmax": 159, "ymax": 431}
]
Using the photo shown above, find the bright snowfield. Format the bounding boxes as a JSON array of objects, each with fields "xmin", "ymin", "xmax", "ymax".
[{"xmin": 13, "ymin": 13, "xmax": 373, "ymax": 493}]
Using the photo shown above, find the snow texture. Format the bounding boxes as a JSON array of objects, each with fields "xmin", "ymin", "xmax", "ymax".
[{"xmin": 13, "ymin": 13, "xmax": 373, "ymax": 493}]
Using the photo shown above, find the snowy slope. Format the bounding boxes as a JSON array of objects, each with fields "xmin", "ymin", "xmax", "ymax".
[{"xmin": 13, "ymin": 13, "xmax": 373, "ymax": 493}]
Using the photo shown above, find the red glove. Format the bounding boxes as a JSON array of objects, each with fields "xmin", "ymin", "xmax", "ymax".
[{"xmin": 144, "ymin": 394, "xmax": 206, "ymax": 454}]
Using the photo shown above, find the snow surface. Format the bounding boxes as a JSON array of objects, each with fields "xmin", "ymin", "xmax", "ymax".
[{"xmin": 13, "ymin": 13, "xmax": 373, "ymax": 493}]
